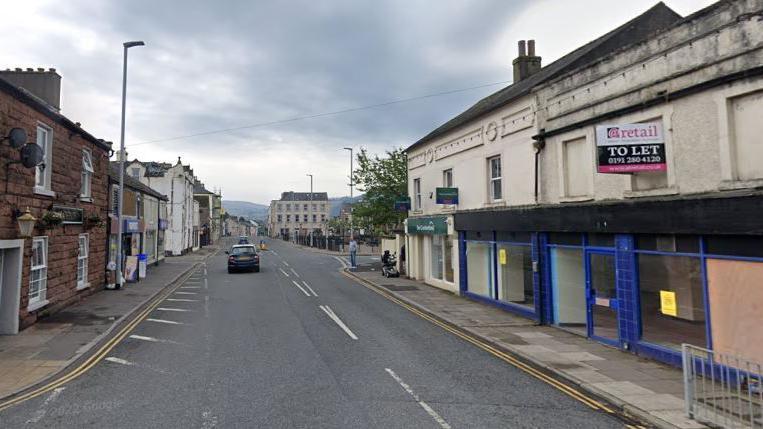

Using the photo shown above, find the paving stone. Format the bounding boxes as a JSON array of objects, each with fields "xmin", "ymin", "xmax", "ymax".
[
  {"xmin": 557, "ymin": 352, "xmax": 605, "ymax": 362},
  {"xmin": 564, "ymin": 369, "xmax": 616, "ymax": 384},
  {"xmin": 648, "ymin": 410, "xmax": 708, "ymax": 429},
  {"xmin": 619, "ymin": 393, "xmax": 685, "ymax": 411},
  {"xmin": 513, "ymin": 331, "xmax": 552, "ymax": 339},
  {"xmin": 588, "ymin": 381, "xmax": 655, "ymax": 397}
]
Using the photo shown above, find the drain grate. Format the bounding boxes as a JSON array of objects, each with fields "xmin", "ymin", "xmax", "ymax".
[{"xmin": 379, "ymin": 284, "xmax": 419, "ymax": 292}]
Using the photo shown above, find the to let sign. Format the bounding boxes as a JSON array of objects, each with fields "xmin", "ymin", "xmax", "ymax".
[
  {"xmin": 436, "ymin": 187, "xmax": 459, "ymax": 204},
  {"xmin": 595, "ymin": 122, "xmax": 666, "ymax": 173}
]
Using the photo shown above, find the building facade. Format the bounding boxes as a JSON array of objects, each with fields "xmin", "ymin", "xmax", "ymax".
[
  {"xmin": 0, "ymin": 70, "xmax": 110, "ymax": 332},
  {"xmin": 268, "ymin": 192, "xmax": 330, "ymax": 240},
  {"xmin": 406, "ymin": 0, "xmax": 763, "ymax": 366},
  {"xmin": 194, "ymin": 181, "xmax": 222, "ymax": 247}
]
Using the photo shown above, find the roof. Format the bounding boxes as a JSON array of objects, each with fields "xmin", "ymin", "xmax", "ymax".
[
  {"xmin": 406, "ymin": 2, "xmax": 681, "ymax": 153},
  {"xmin": 139, "ymin": 161, "xmax": 173, "ymax": 177},
  {"xmin": 0, "ymin": 76, "xmax": 112, "ymax": 152},
  {"xmin": 109, "ymin": 162, "xmax": 168, "ymax": 200},
  {"xmin": 279, "ymin": 191, "xmax": 329, "ymax": 201},
  {"xmin": 194, "ymin": 181, "xmax": 213, "ymax": 194}
]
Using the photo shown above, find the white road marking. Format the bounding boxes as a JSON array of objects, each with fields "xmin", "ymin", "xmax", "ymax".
[
  {"xmin": 156, "ymin": 307, "xmax": 192, "ymax": 312},
  {"xmin": 201, "ymin": 410, "xmax": 218, "ymax": 429},
  {"xmin": 282, "ymin": 261, "xmax": 290, "ymax": 266},
  {"xmin": 129, "ymin": 335, "xmax": 160, "ymax": 342},
  {"xmin": 105, "ymin": 357, "xmax": 133, "ymax": 366},
  {"xmin": 146, "ymin": 318, "xmax": 184, "ymax": 325},
  {"xmin": 204, "ymin": 295, "xmax": 210, "ymax": 319},
  {"xmin": 25, "ymin": 387, "xmax": 65, "ymax": 424},
  {"xmin": 279, "ymin": 268, "xmax": 290, "ymax": 277},
  {"xmin": 180, "ymin": 286, "xmax": 200, "ymax": 289},
  {"xmin": 319, "ymin": 305, "xmax": 358, "ymax": 340},
  {"xmin": 302, "ymin": 281, "xmax": 318, "ymax": 297},
  {"xmin": 175, "ymin": 291, "xmax": 197, "ymax": 295},
  {"xmin": 204, "ymin": 277, "xmax": 208, "ymax": 290},
  {"xmin": 291, "ymin": 268, "xmax": 300, "ymax": 277},
  {"xmin": 165, "ymin": 298, "xmax": 199, "ymax": 302},
  {"xmin": 204, "ymin": 268, "xmax": 208, "ymax": 276},
  {"xmin": 271, "ymin": 250, "xmax": 279, "ymax": 256},
  {"xmin": 291, "ymin": 280, "xmax": 310, "ymax": 296},
  {"xmin": 385, "ymin": 368, "xmax": 451, "ymax": 429},
  {"xmin": 333, "ymin": 256, "xmax": 349, "ymax": 268}
]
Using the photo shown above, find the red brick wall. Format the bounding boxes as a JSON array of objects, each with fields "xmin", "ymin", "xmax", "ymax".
[{"xmin": 0, "ymin": 89, "xmax": 110, "ymax": 329}]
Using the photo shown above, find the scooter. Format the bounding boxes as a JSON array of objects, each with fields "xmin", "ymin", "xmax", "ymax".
[{"xmin": 381, "ymin": 251, "xmax": 400, "ymax": 278}]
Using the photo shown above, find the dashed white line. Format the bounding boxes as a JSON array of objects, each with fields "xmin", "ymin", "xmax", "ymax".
[
  {"xmin": 204, "ymin": 277, "xmax": 208, "ymax": 290},
  {"xmin": 302, "ymin": 281, "xmax": 318, "ymax": 297},
  {"xmin": 271, "ymin": 250, "xmax": 279, "ymax": 256},
  {"xmin": 319, "ymin": 305, "xmax": 358, "ymax": 340},
  {"xmin": 385, "ymin": 368, "xmax": 451, "ymax": 429},
  {"xmin": 279, "ymin": 268, "xmax": 290, "ymax": 277},
  {"xmin": 105, "ymin": 357, "xmax": 133, "ymax": 366},
  {"xmin": 180, "ymin": 286, "xmax": 200, "ymax": 289},
  {"xmin": 174, "ymin": 291, "xmax": 197, "ymax": 295},
  {"xmin": 204, "ymin": 295, "xmax": 210, "ymax": 319},
  {"xmin": 282, "ymin": 261, "xmax": 290, "ymax": 267},
  {"xmin": 25, "ymin": 387, "xmax": 65, "ymax": 424},
  {"xmin": 291, "ymin": 280, "xmax": 310, "ymax": 296},
  {"xmin": 165, "ymin": 298, "xmax": 199, "ymax": 302},
  {"xmin": 156, "ymin": 307, "xmax": 192, "ymax": 312},
  {"xmin": 146, "ymin": 318, "xmax": 184, "ymax": 325},
  {"xmin": 291, "ymin": 268, "xmax": 300, "ymax": 277},
  {"xmin": 129, "ymin": 335, "xmax": 160, "ymax": 342}
]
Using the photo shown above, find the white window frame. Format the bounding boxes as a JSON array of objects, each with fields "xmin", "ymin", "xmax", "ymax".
[
  {"xmin": 413, "ymin": 178, "xmax": 422, "ymax": 210},
  {"xmin": 81, "ymin": 149, "xmax": 94, "ymax": 200},
  {"xmin": 716, "ymin": 80, "xmax": 763, "ymax": 190},
  {"xmin": 443, "ymin": 169, "xmax": 453, "ymax": 188},
  {"xmin": 488, "ymin": 156, "xmax": 502, "ymax": 201},
  {"xmin": 131, "ymin": 167, "xmax": 141, "ymax": 179},
  {"xmin": 29, "ymin": 236, "xmax": 49, "ymax": 309},
  {"xmin": 77, "ymin": 234, "xmax": 89, "ymax": 289},
  {"xmin": 35, "ymin": 124, "xmax": 54, "ymax": 196}
]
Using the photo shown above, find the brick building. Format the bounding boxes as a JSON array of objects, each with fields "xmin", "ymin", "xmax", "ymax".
[{"xmin": 0, "ymin": 69, "xmax": 110, "ymax": 333}]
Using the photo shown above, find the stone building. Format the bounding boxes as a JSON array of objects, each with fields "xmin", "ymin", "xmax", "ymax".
[{"xmin": 268, "ymin": 192, "xmax": 330, "ymax": 240}]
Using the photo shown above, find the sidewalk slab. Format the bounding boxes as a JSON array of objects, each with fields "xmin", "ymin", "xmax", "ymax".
[
  {"xmin": 0, "ymin": 246, "xmax": 219, "ymax": 401},
  {"xmin": 347, "ymin": 266, "xmax": 707, "ymax": 429}
]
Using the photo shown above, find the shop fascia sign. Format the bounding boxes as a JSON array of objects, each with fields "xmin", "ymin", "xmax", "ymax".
[
  {"xmin": 595, "ymin": 122, "xmax": 666, "ymax": 173},
  {"xmin": 407, "ymin": 216, "xmax": 447, "ymax": 235},
  {"xmin": 435, "ymin": 187, "xmax": 458, "ymax": 205}
]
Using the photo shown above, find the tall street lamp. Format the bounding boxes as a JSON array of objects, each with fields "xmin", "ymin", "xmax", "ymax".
[
  {"xmin": 115, "ymin": 40, "xmax": 145, "ymax": 290},
  {"xmin": 306, "ymin": 173, "xmax": 313, "ymax": 247},
  {"xmin": 343, "ymin": 147, "xmax": 353, "ymax": 240}
]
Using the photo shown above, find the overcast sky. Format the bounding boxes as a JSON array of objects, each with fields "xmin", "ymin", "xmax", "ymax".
[{"xmin": 2, "ymin": 0, "xmax": 714, "ymax": 204}]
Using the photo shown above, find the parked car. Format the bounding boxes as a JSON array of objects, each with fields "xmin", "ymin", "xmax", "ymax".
[
  {"xmin": 226, "ymin": 245, "xmax": 260, "ymax": 273},
  {"xmin": 238, "ymin": 236, "xmax": 250, "ymax": 244}
]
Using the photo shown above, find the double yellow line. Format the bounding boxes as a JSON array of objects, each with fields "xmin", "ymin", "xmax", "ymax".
[
  {"xmin": 341, "ymin": 270, "xmax": 621, "ymax": 414},
  {"xmin": 0, "ymin": 263, "xmax": 203, "ymax": 412}
]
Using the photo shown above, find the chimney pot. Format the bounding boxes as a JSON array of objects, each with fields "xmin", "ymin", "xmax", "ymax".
[
  {"xmin": 528, "ymin": 40, "xmax": 536, "ymax": 57},
  {"xmin": 513, "ymin": 39, "xmax": 542, "ymax": 82},
  {"xmin": 49, "ymin": 68, "xmax": 56, "ymax": 72},
  {"xmin": 37, "ymin": 67, "xmax": 44, "ymax": 72},
  {"xmin": 26, "ymin": 68, "xmax": 33, "ymax": 72},
  {"xmin": 518, "ymin": 40, "xmax": 527, "ymax": 57}
]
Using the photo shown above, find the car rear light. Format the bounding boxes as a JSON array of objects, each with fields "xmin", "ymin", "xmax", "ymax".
[
  {"xmin": 254, "ymin": 255, "xmax": 259, "ymax": 260},
  {"xmin": 228, "ymin": 256, "xmax": 235, "ymax": 262}
]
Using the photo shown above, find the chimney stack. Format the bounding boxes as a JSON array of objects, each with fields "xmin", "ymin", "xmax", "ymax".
[
  {"xmin": 513, "ymin": 39, "xmax": 542, "ymax": 83},
  {"xmin": 0, "ymin": 68, "xmax": 62, "ymax": 111}
]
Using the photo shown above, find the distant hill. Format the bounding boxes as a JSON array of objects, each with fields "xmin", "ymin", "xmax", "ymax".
[
  {"xmin": 329, "ymin": 196, "xmax": 363, "ymax": 217},
  {"xmin": 223, "ymin": 200, "xmax": 268, "ymax": 220}
]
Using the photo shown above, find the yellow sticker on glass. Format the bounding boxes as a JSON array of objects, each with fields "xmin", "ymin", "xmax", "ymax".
[
  {"xmin": 660, "ymin": 290, "xmax": 678, "ymax": 316},
  {"xmin": 499, "ymin": 248, "xmax": 507, "ymax": 265}
]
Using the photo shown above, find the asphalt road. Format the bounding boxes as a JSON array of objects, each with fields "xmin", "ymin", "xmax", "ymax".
[{"xmin": 0, "ymin": 239, "xmax": 629, "ymax": 428}]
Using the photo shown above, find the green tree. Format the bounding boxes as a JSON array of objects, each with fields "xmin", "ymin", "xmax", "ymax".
[{"xmin": 352, "ymin": 147, "xmax": 407, "ymax": 233}]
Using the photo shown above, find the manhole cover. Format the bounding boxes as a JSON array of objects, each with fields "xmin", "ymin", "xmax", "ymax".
[{"xmin": 379, "ymin": 284, "xmax": 419, "ymax": 292}]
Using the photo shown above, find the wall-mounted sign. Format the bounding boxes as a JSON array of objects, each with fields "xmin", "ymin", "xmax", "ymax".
[
  {"xmin": 498, "ymin": 248, "xmax": 507, "ymax": 265},
  {"xmin": 123, "ymin": 218, "xmax": 140, "ymax": 233},
  {"xmin": 51, "ymin": 205, "xmax": 83, "ymax": 224},
  {"xmin": 660, "ymin": 290, "xmax": 678, "ymax": 316},
  {"xmin": 394, "ymin": 198, "xmax": 411, "ymax": 212},
  {"xmin": 595, "ymin": 122, "xmax": 666, "ymax": 173},
  {"xmin": 407, "ymin": 216, "xmax": 448, "ymax": 235},
  {"xmin": 436, "ymin": 187, "xmax": 459, "ymax": 205}
]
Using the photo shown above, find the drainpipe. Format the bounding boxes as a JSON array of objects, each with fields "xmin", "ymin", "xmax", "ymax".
[{"xmin": 531, "ymin": 129, "xmax": 546, "ymax": 203}]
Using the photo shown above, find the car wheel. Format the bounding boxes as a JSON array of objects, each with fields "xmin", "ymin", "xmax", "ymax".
[
  {"xmin": 228, "ymin": 268, "xmax": 233, "ymax": 274},
  {"xmin": 254, "ymin": 267, "xmax": 260, "ymax": 273}
]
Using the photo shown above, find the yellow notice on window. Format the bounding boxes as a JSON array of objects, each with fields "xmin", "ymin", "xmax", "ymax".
[
  {"xmin": 660, "ymin": 290, "xmax": 678, "ymax": 316},
  {"xmin": 499, "ymin": 248, "xmax": 507, "ymax": 265}
]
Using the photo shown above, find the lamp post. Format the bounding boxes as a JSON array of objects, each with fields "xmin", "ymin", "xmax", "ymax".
[
  {"xmin": 115, "ymin": 40, "xmax": 145, "ymax": 290},
  {"xmin": 306, "ymin": 173, "xmax": 313, "ymax": 247},
  {"xmin": 343, "ymin": 147, "xmax": 353, "ymax": 240}
]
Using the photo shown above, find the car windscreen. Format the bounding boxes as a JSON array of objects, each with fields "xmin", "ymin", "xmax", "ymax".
[{"xmin": 231, "ymin": 247, "xmax": 256, "ymax": 255}]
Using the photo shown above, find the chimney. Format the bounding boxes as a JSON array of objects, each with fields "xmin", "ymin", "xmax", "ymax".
[
  {"xmin": 512, "ymin": 39, "xmax": 542, "ymax": 82},
  {"xmin": 0, "ymin": 68, "xmax": 62, "ymax": 111}
]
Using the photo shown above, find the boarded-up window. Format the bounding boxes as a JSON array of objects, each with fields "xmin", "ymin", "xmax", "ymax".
[
  {"xmin": 563, "ymin": 137, "xmax": 589, "ymax": 197},
  {"xmin": 123, "ymin": 189, "xmax": 137, "ymax": 216},
  {"xmin": 730, "ymin": 90, "xmax": 763, "ymax": 180}
]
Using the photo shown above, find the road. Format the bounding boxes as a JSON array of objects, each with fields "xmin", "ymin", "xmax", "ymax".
[{"xmin": 0, "ymin": 239, "xmax": 630, "ymax": 428}]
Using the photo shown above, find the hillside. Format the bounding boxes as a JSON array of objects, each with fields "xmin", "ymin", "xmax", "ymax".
[{"xmin": 222, "ymin": 200, "xmax": 269, "ymax": 220}]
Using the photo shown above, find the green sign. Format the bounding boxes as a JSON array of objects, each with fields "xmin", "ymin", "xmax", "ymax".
[
  {"xmin": 436, "ymin": 187, "xmax": 458, "ymax": 204},
  {"xmin": 407, "ymin": 216, "xmax": 448, "ymax": 235}
]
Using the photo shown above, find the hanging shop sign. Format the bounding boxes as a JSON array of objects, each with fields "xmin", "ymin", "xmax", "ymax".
[
  {"xmin": 435, "ymin": 187, "xmax": 459, "ymax": 205},
  {"xmin": 394, "ymin": 197, "xmax": 411, "ymax": 212},
  {"xmin": 407, "ymin": 216, "xmax": 448, "ymax": 235},
  {"xmin": 123, "ymin": 218, "xmax": 140, "ymax": 233},
  {"xmin": 595, "ymin": 122, "xmax": 666, "ymax": 173},
  {"xmin": 51, "ymin": 205, "xmax": 83, "ymax": 224},
  {"xmin": 158, "ymin": 219, "xmax": 169, "ymax": 230}
]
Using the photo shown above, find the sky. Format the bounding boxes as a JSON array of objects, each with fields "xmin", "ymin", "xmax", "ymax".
[{"xmin": 1, "ymin": 0, "xmax": 715, "ymax": 204}]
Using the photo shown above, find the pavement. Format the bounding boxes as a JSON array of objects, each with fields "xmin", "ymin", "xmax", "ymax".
[
  {"xmin": 345, "ymin": 262, "xmax": 706, "ymax": 429},
  {"xmin": 0, "ymin": 244, "xmax": 220, "ymax": 402},
  {"xmin": 0, "ymin": 239, "xmax": 634, "ymax": 428}
]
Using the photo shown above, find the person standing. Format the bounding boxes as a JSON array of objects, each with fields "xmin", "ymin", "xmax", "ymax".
[{"xmin": 349, "ymin": 238, "xmax": 358, "ymax": 269}]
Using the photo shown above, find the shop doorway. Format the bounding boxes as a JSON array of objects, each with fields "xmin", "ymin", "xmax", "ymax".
[
  {"xmin": 586, "ymin": 250, "xmax": 619, "ymax": 345},
  {"xmin": 0, "ymin": 241, "xmax": 23, "ymax": 334}
]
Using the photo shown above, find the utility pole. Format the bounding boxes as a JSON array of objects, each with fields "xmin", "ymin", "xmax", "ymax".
[{"xmin": 343, "ymin": 147, "xmax": 354, "ymax": 240}]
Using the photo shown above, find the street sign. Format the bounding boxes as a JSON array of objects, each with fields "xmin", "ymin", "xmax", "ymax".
[
  {"xmin": 436, "ymin": 187, "xmax": 459, "ymax": 204},
  {"xmin": 595, "ymin": 122, "xmax": 666, "ymax": 173},
  {"xmin": 407, "ymin": 216, "xmax": 447, "ymax": 235},
  {"xmin": 394, "ymin": 197, "xmax": 411, "ymax": 212}
]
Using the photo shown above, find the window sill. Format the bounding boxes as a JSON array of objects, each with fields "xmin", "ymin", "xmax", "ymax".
[
  {"xmin": 27, "ymin": 299, "xmax": 50, "ymax": 312},
  {"xmin": 34, "ymin": 188, "xmax": 55, "ymax": 198},
  {"xmin": 719, "ymin": 179, "xmax": 763, "ymax": 191},
  {"xmin": 558, "ymin": 195, "xmax": 594, "ymax": 203},
  {"xmin": 410, "ymin": 209, "xmax": 424, "ymax": 215},
  {"xmin": 483, "ymin": 200, "xmax": 506, "ymax": 208},
  {"xmin": 80, "ymin": 196, "xmax": 93, "ymax": 203},
  {"xmin": 439, "ymin": 205, "xmax": 457, "ymax": 213},
  {"xmin": 76, "ymin": 282, "xmax": 90, "ymax": 291},
  {"xmin": 623, "ymin": 186, "xmax": 679, "ymax": 199}
]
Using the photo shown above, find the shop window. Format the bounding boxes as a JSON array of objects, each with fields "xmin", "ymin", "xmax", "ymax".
[
  {"xmin": 636, "ymin": 234, "xmax": 700, "ymax": 253},
  {"xmin": 562, "ymin": 137, "xmax": 589, "ymax": 197},
  {"xmin": 547, "ymin": 232, "xmax": 582, "ymax": 246},
  {"xmin": 637, "ymin": 254, "xmax": 706, "ymax": 350},
  {"xmin": 729, "ymin": 90, "xmax": 763, "ymax": 180},
  {"xmin": 77, "ymin": 234, "xmax": 89, "ymax": 289},
  {"xmin": 705, "ymin": 235, "xmax": 763, "ymax": 258},
  {"xmin": 549, "ymin": 247, "xmax": 586, "ymax": 334},
  {"xmin": 497, "ymin": 244, "xmax": 534, "ymax": 309},
  {"xmin": 488, "ymin": 156, "xmax": 502, "ymax": 201},
  {"xmin": 431, "ymin": 236, "xmax": 444, "ymax": 280},
  {"xmin": 444, "ymin": 237, "xmax": 454, "ymax": 283},
  {"xmin": 29, "ymin": 237, "xmax": 48, "ymax": 306},
  {"xmin": 587, "ymin": 233, "xmax": 615, "ymax": 247},
  {"xmin": 466, "ymin": 241, "xmax": 494, "ymax": 298},
  {"xmin": 413, "ymin": 178, "xmax": 421, "ymax": 210},
  {"xmin": 495, "ymin": 232, "xmax": 530, "ymax": 243}
]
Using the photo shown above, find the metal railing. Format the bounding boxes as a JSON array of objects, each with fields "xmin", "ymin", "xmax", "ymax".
[{"xmin": 683, "ymin": 344, "xmax": 763, "ymax": 428}]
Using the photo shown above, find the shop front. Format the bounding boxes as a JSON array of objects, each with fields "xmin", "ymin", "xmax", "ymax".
[{"xmin": 405, "ymin": 216, "xmax": 457, "ymax": 292}]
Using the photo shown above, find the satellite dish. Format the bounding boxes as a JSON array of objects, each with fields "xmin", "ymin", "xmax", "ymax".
[
  {"xmin": 7, "ymin": 127, "xmax": 27, "ymax": 148},
  {"xmin": 20, "ymin": 143, "xmax": 44, "ymax": 168}
]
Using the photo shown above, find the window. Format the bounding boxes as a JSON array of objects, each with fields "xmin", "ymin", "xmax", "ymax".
[
  {"xmin": 81, "ymin": 149, "xmax": 94, "ymax": 199},
  {"xmin": 131, "ymin": 167, "xmax": 141, "ymax": 179},
  {"xmin": 77, "ymin": 234, "xmax": 89, "ymax": 289},
  {"xmin": 312, "ymin": 204, "xmax": 317, "ymax": 210},
  {"xmin": 443, "ymin": 169, "xmax": 453, "ymax": 187},
  {"xmin": 729, "ymin": 90, "xmax": 763, "ymax": 180},
  {"xmin": 303, "ymin": 204, "xmax": 308, "ymax": 211},
  {"xmin": 320, "ymin": 204, "xmax": 326, "ymax": 211},
  {"xmin": 431, "ymin": 236, "xmax": 444, "ymax": 280},
  {"xmin": 497, "ymin": 243, "xmax": 534, "ymax": 309},
  {"xmin": 35, "ymin": 124, "xmax": 53, "ymax": 192},
  {"xmin": 413, "ymin": 178, "xmax": 422, "ymax": 210},
  {"xmin": 286, "ymin": 214, "xmax": 291, "ymax": 222},
  {"xmin": 286, "ymin": 204, "xmax": 291, "ymax": 211},
  {"xmin": 488, "ymin": 156, "xmax": 502, "ymax": 201},
  {"xmin": 29, "ymin": 237, "xmax": 48, "ymax": 306},
  {"xmin": 277, "ymin": 204, "xmax": 282, "ymax": 212},
  {"xmin": 277, "ymin": 214, "xmax": 282, "ymax": 222},
  {"xmin": 321, "ymin": 214, "xmax": 326, "ymax": 222},
  {"xmin": 562, "ymin": 137, "xmax": 589, "ymax": 197},
  {"xmin": 312, "ymin": 214, "xmax": 317, "ymax": 223}
]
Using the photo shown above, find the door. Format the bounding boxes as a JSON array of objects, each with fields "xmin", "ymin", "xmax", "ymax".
[{"xmin": 586, "ymin": 251, "xmax": 620, "ymax": 345}]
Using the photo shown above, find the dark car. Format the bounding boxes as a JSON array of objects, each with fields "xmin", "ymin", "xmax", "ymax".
[
  {"xmin": 238, "ymin": 236, "xmax": 250, "ymax": 245},
  {"xmin": 226, "ymin": 245, "xmax": 260, "ymax": 273}
]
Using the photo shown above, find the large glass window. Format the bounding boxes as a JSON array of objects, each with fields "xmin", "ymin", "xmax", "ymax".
[
  {"xmin": 496, "ymin": 243, "xmax": 534, "ymax": 309},
  {"xmin": 444, "ymin": 237, "xmax": 454, "ymax": 283},
  {"xmin": 431, "ymin": 236, "xmax": 443, "ymax": 280},
  {"xmin": 466, "ymin": 241, "xmax": 494, "ymax": 298}
]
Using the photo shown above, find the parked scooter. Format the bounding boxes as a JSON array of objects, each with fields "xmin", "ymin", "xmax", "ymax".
[{"xmin": 381, "ymin": 250, "xmax": 400, "ymax": 278}]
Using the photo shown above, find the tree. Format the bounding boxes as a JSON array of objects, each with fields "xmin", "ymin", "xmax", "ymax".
[{"xmin": 352, "ymin": 147, "xmax": 407, "ymax": 233}]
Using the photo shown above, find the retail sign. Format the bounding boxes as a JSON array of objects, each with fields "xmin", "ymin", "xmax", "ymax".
[
  {"xmin": 394, "ymin": 197, "xmax": 411, "ymax": 212},
  {"xmin": 660, "ymin": 290, "xmax": 678, "ymax": 316},
  {"xmin": 436, "ymin": 187, "xmax": 459, "ymax": 205},
  {"xmin": 123, "ymin": 219, "xmax": 140, "ymax": 233},
  {"xmin": 498, "ymin": 248, "xmax": 507, "ymax": 265},
  {"xmin": 51, "ymin": 205, "xmax": 83, "ymax": 224},
  {"xmin": 407, "ymin": 216, "xmax": 447, "ymax": 235},
  {"xmin": 595, "ymin": 122, "xmax": 666, "ymax": 173}
]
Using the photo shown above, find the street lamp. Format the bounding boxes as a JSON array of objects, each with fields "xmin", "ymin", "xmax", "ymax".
[
  {"xmin": 115, "ymin": 40, "xmax": 145, "ymax": 291},
  {"xmin": 343, "ymin": 147, "xmax": 353, "ymax": 240},
  {"xmin": 306, "ymin": 173, "xmax": 313, "ymax": 247},
  {"xmin": 16, "ymin": 207, "xmax": 36, "ymax": 238}
]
